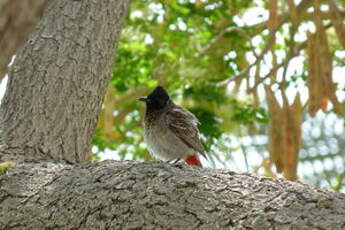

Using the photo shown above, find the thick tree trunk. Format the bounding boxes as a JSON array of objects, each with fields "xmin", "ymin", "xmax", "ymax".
[
  {"xmin": 1, "ymin": 161, "xmax": 345, "ymax": 230},
  {"xmin": 0, "ymin": 0, "xmax": 130, "ymax": 163},
  {"xmin": 0, "ymin": 0, "xmax": 52, "ymax": 81}
]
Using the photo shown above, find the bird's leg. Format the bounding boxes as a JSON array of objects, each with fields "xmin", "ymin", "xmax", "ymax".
[
  {"xmin": 172, "ymin": 158, "xmax": 181, "ymax": 164},
  {"xmin": 167, "ymin": 158, "xmax": 181, "ymax": 164}
]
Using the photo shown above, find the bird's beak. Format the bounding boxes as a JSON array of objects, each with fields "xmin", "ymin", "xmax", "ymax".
[{"xmin": 138, "ymin": 97, "xmax": 148, "ymax": 102}]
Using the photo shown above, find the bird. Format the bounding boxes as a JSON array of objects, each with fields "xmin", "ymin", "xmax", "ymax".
[{"xmin": 138, "ymin": 86, "xmax": 206, "ymax": 167}]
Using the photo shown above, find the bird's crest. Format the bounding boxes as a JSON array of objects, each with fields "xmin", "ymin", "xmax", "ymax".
[{"xmin": 148, "ymin": 86, "xmax": 170, "ymax": 101}]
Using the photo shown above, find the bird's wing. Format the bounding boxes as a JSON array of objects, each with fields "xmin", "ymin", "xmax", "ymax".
[{"xmin": 165, "ymin": 106, "xmax": 206, "ymax": 158}]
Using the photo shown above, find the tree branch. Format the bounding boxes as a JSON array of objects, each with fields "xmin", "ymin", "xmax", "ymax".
[
  {"xmin": 249, "ymin": 0, "xmax": 313, "ymax": 35},
  {"xmin": 1, "ymin": 161, "xmax": 345, "ymax": 229},
  {"xmin": 0, "ymin": 0, "xmax": 52, "ymax": 81},
  {"xmin": 248, "ymin": 40, "xmax": 307, "ymax": 92}
]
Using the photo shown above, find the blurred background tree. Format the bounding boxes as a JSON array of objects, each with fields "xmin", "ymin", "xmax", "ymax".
[{"xmin": 92, "ymin": 0, "xmax": 345, "ymax": 192}]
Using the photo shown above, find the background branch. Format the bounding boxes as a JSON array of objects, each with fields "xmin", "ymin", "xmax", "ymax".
[{"xmin": 0, "ymin": 0, "xmax": 51, "ymax": 81}]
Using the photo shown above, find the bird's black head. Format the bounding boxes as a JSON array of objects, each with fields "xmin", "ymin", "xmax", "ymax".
[{"xmin": 138, "ymin": 86, "xmax": 170, "ymax": 111}]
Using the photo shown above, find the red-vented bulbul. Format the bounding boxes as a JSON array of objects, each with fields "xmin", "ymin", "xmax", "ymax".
[{"xmin": 138, "ymin": 86, "xmax": 206, "ymax": 167}]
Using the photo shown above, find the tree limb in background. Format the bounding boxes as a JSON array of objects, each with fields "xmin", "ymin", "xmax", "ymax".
[
  {"xmin": 265, "ymin": 85, "xmax": 286, "ymax": 173},
  {"xmin": 329, "ymin": 0, "xmax": 345, "ymax": 49},
  {"xmin": 267, "ymin": 0, "xmax": 278, "ymax": 83},
  {"xmin": 0, "ymin": 0, "xmax": 51, "ymax": 81},
  {"xmin": 222, "ymin": 30, "xmax": 278, "ymax": 86},
  {"xmin": 248, "ymin": 40, "xmax": 307, "ymax": 93},
  {"xmin": 306, "ymin": 32, "xmax": 320, "ymax": 116},
  {"xmin": 282, "ymin": 92, "xmax": 302, "ymax": 181},
  {"xmin": 227, "ymin": 1, "xmax": 344, "ymax": 87},
  {"xmin": 99, "ymin": 85, "xmax": 118, "ymax": 141},
  {"xmin": 267, "ymin": 0, "xmax": 278, "ymax": 38},
  {"xmin": 307, "ymin": 1, "xmax": 341, "ymax": 116},
  {"xmin": 250, "ymin": 0, "xmax": 313, "ymax": 35}
]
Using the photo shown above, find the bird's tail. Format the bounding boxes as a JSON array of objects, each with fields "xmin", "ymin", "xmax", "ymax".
[{"xmin": 185, "ymin": 155, "xmax": 203, "ymax": 167}]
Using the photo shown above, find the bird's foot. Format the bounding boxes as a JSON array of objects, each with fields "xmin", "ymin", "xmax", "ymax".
[{"xmin": 167, "ymin": 158, "xmax": 181, "ymax": 164}]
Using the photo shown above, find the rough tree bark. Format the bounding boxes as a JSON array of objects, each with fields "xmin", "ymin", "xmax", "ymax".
[
  {"xmin": 0, "ymin": 0, "xmax": 130, "ymax": 163},
  {"xmin": 1, "ymin": 0, "xmax": 345, "ymax": 229},
  {"xmin": 0, "ymin": 0, "xmax": 52, "ymax": 81},
  {"xmin": 1, "ymin": 161, "xmax": 345, "ymax": 230}
]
